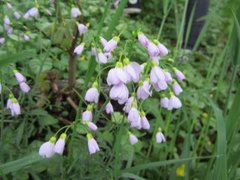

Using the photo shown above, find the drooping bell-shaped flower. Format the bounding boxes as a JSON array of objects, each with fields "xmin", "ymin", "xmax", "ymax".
[
  {"xmin": 100, "ymin": 36, "xmax": 108, "ymax": 47},
  {"xmin": 169, "ymin": 93, "xmax": 182, "ymax": 109},
  {"xmin": 103, "ymin": 36, "xmax": 119, "ymax": 53},
  {"xmin": 172, "ymin": 81, "xmax": 183, "ymax": 95},
  {"xmin": 173, "ymin": 68, "xmax": 185, "ymax": 81},
  {"xmin": 140, "ymin": 111, "xmax": 150, "ymax": 130},
  {"xmin": 96, "ymin": 51, "xmax": 108, "ymax": 64},
  {"xmin": 71, "ymin": 7, "xmax": 81, "ymax": 18},
  {"xmin": 13, "ymin": 70, "xmax": 26, "ymax": 83},
  {"xmin": 4, "ymin": 16, "xmax": 10, "ymax": 25},
  {"xmin": 6, "ymin": 3, "xmax": 12, "ymax": 9},
  {"xmin": 152, "ymin": 80, "xmax": 168, "ymax": 92},
  {"xmin": 138, "ymin": 32, "xmax": 149, "ymax": 47},
  {"xmin": 137, "ymin": 80, "xmax": 152, "ymax": 100},
  {"xmin": 77, "ymin": 23, "xmax": 87, "ymax": 35},
  {"xmin": 155, "ymin": 40, "xmax": 168, "ymax": 56},
  {"xmin": 147, "ymin": 42, "xmax": 159, "ymax": 57},
  {"xmin": 128, "ymin": 132, "xmax": 138, "ymax": 145},
  {"xmin": 74, "ymin": 43, "xmax": 85, "ymax": 55},
  {"xmin": 85, "ymin": 82, "xmax": 99, "ymax": 103},
  {"xmin": 150, "ymin": 63, "xmax": 165, "ymax": 84},
  {"xmin": 128, "ymin": 104, "xmax": 141, "ymax": 129},
  {"xmin": 106, "ymin": 102, "xmax": 114, "ymax": 114},
  {"xmin": 19, "ymin": 82, "xmax": 30, "ymax": 93},
  {"xmin": 87, "ymin": 133, "xmax": 100, "ymax": 154},
  {"xmin": 39, "ymin": 137, "xmax": 56, "ymax": 158},
  {"xmin": 82, "ymin": 105, "xmax": 93, "ymax": 121},
  {"xmin": 0, "ymin": 37, "xmax": 5, "ymax": 45},
  {"xmin": 14, "ymin": 11, "xmax": 21, "ymax": 19},
  {"xmin": 110, "ymin": 83, "xmax": 129, "ymax": 104},
  {"xmin": 160, "ymin": 97, "xmax": 170, "ymax": 109},
  {"xmin": 7, "ymin": 97, "xmax": 21, "ymax": 117},
  {"xmin": 156, "ymin": 128, "xmax": 166, "ymax": 143},
  {"xmin": 107, "ymin": 62, "xmax": 128, "ymax": 86},
  {"xmin": 91, "ymin": 45, "xmax": 97, "ymax": 56},
  {"xmin": 123, "ymin": 58, "xmax": 141, "ymax": 83},
  {"xmin": 23, "ymin": 7, "xmax": 39, "ymax": 19},
  {"xmin": 123, "ymin": 96, "xmax": 135, "ymax": 113},
  {"xmin": 164, "ymin": 71, "xmax": 173, "ymax": 83},
  {"xmin": 86, "ymin": 121, "xmax": 98, "ymax": 131},
  {"xmin": 22, "ymin": 34, "xmax": 30, "ymax": 41},
  {"xmin": 54, "ymin": 133, "xmax": 66, "ymax": 155}
]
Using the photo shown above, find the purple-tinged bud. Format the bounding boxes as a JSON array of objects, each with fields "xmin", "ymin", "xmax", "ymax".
[
  {"xmin": 87, "ymin": 133, "xmax": 100, "ymax": 154},
  {"xmin": 128, "ymin": 106, "xmax": 141, "ymax": 129},
  {"xmin": 164, "ymin": 71, "xmax": 173, "ymax": 83},
  {"xmin": 156, "ymin": 128, "xmax": 166, "ymax": 143},
  {"xmin": 100, "ymin": 37, "xmax": 108, "ymax": 47},
  {"xmin": 147, "ymin": 42, "xmax": 159, "ymax": 57},
  {"xmin": 13, "ymin": 11, "xmax": 21, "ymax": 19},
  {"xmin": 106, "ymin": 102, "xmax": 114, "ymax": 114},
  {"xmin": 82, "ymin": 105, "xmax": 93, "ymax": 121},
  {"xmin": 71, "ymin": 7, "xmax": 81, "ymax": 18},
  {"xmin": 6, "ymin": 3, "xmax": 12, "ymax": 9},
  {"xmin": 86, "ymin": 121, "xmax": 98, "ymax": 131},
  {"xmin": 14, "ymin": 70, "xmax": 26, "ymax": 83},
  {"xmin": 85, "ymin": 82, "xmax": 99, "ymax": 103},
  {"xmin": 138, "ymin": 32, "xmax": 149, "ymax": 47},
  {"xmin": 24, "ymin": 7, "xmax": 39, "ymax": 19},
  {"xmin": 74, "ymin": 43, "xmax": 84, "ymax": 55},
  {"xmin": 129, "ymin": 133, "xmax": 138, "ymax": 145},
  {"xmin": 19, "ymin": 82, "xmax": 30, "ymax": 93},
  {"xmin": 152, "ymin": 80, "xmax": 168, "ymax": 92},
  {"xmin": 174, "ymin": 68, "xmax": 185, "ymax": 81},
  {"xmin": 123, "ymin": 96, "xmax": 135, "ymax": 113},
  {"xmin": 54, "ymin": 133, "xmax": 66, "ymax": 155},
  {"xmin": 4, "ymin": 16, "xmax": 10, "ymax": 25},
  {"xmin": 77, "ymin": 23, "xmax": 87, "ymax": 35},
  {"xmin": 140, "ymin": 111, "xmax": 150, "ymax": 130},
  {"xmin": 0, "ymin": 37, "xmax": 5, "ymax": 45},
  {"xmin": 157, "ymin": 42, "xmax": 168, "ymax": 56},
  {"xmin": 172, "ymin": 81, "xmax": 183, "ymax": 95}
]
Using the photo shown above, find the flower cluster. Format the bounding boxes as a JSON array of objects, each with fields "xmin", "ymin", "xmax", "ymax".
[{"xmin": 38, "ymin": 7, "xmax": 186, "ymax": 157}]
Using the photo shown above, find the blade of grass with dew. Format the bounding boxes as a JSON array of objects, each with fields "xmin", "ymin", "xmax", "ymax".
[
  {"xmin": 209, "ymin": 99, "xmax": 227, "ymax": 180},
  {"xmin": 0, "ymin": 153, "xmax": 43, "ymax": 174},
  {"xmin": 0, "ymin": 49, "xmax": 36, "ymax": 67}
]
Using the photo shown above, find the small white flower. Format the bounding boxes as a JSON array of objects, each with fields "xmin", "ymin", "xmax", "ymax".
[
  {"xmin": 24, "ymin": 7, "xmax": 38, "ymax": 19},
  {"xmin": 13, "ymin": 11, "xmax": 21, "ymax": 19},
  {"xmin": 7, "ymin": 98, "xmax": 21, "ymax": 117},
  {"xmin": 103, "ymin": 36, "xmax": 119, "ymax": 53},
  {"xmin": 77, "ymin": 23, "xmax": 87, "ymax": 35},
  {"xmin": 39, "ymin": 137, "xmax": 56, "ymax": 158},
  {"xmin": 129, "ymin": 133, "xmax": 138, "ymax": 145},
  {"xmin": 54, "ymin": 133, "xmax": 66, "ymax": 155},
  {"xmin": 86, "ymin": 121, "xmax": 98, "ymax": 131},
  {"xmin": 140, "ymin": 112, "xmax": 150, "ymax": 130},
  {"xmin": 87, "ymin": 134, "xmax": 100, "ymax": 154},
  {"xmin": 71, "ymin": 7, "xmax": 81, "ymax": 18},
  {"xmin": 14, "ymin": 70, "xmax": 26, "ymax": 83},
  {"xmin": 82, "ymin": 105, "xmax": 93, "ymax": 121},
  {"xmin": 169, "ymin": 95, "xmax": 182, "ymax": 109},
  {"xmin": 156, "ymin": 129, "xmax": 166, "ymax": 143},
  {"xmin": 172, "ymin": 81, "xmax": 183, "ymax": 95},
  {"xmin": 128, "ymin": 106, "xmax": 141, "ymax": 129}
]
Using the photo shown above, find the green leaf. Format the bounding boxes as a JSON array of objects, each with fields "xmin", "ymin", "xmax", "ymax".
[
  {"xmin": 29, "ymin": 58, "xmax": 52, "ymax": 74},
  {"xmin": 0, "ymin": 50, "xmax": 36, "ymax": 67}
]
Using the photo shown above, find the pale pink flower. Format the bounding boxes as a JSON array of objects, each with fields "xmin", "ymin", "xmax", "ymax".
[
  {"xmin": 86, "ymin": 121, "xmax": 98, "ymax": 131},
  {"xmin": 7, "ymin": 98, "xmax": 21, "ymax": 117},
  {"xmin": 106, "ymin": 102, "xmax": 114, "ymax": 114},
  {"xmin": 172, "ymin": 82, "xmax": 183, "ymax": 95},
  {"xmin": 100, "ymin": 37, "xmax": 108, "ymax": 47},
  {"xmin": 141, "ymin": 115, "xmax": 150, "ymax": 130},
  {"xmin": 150, "ymin": 66, "xmax": 165, "ymax": 84},
  {"xmin": 152, "ymin": 80, "xmax": 168, "ymax": 92},
  {"xmin": 157, "ymin": 42, "xmax": 168, "ymax": 56},
  {"xmin": 103, "ymin": 36, "xmax": 119, "ymax": 53},
  {"xmin": 24, "ymin": 7, "xmax": 38, "ymax": 19},
  {"xmin": 123, "ymin": 96, "xmax": 135, "ymax": 113},
  {"xmin": 124, "ymin": 60, "xmax": 141, "ymax": 83},
  {"xmin": 14, "ymin": 70, "xmax": 26, "ymax": 83},
  {"xmin": 82, "ymin": 109, "xmax": 93, "ymax": 121},
  {"xmin": 74, "ymin": 43, "xmax": 84, "ymax": 55},
  {"xmin": 160, "ymin": 97, "xmax": 170, "ymax": 109},
  {"xmin": 138, "ymin": 32, "xmax": 149, "ymax": 47},
  {"xmin": 71, "ymin": 7, "xmax": 81, "ymax": 18},
  {"xmin": 54, "ymin": 133, "xmax": 66, "ymax": 155},
  {"xmin": 147, "ymin": 42, "xmax": 159, "ymax": 57},
  {"xmin": 19, "ymin": 82, "xmax": 30, "ymax": 93},
  {"xmin": 128, "ymin": 107, "xmax": 141, "ymax": 129},
  {"xmin": 137, "ymin": 80, "xmax": 152, "ymax": 100},
  {"xmin": 107, "ymin": 65, "xmax": 128, "ymax": 86},
  {"xmin": 129, "ymin": 133, "xmax": 138, "ymax": 145},
  {"xmin": 85, "ymin": 87, "xmax": 99, "ymax": 103},
  {"xmin": 96, "ymin": 52, "xmax": 108, "ymax": 64},
  {"xmin": 87, "ymin": 134, "xmax": 100, "ymax": 154},
  {"xmin": 169, "ymin": 95, "xmax": 182, "ymax": 109},
  {"xmin": 110, "ymin": 83, "xmax": 129, "ymax": 104},
  {"xmin": 164, "ymin": 71, "xmax": 173, "ymax": 83},
  {"xmin": 174, "ymin": 68, "xmax": 185, "ymax": 81},
  {"xmin": 156, "ymin": 130, "xmax": 166, "ymax": 143},
  {"xmin": 39, "ymin": 137, "xmax": 56, "ymax": 158},
  {"xmin": 77, "ymin": 23, "xmax": 87, "ymax": 35}
]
